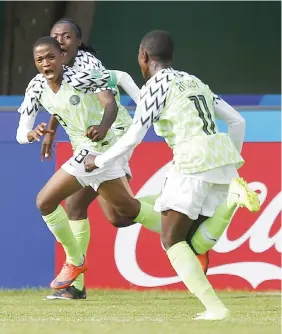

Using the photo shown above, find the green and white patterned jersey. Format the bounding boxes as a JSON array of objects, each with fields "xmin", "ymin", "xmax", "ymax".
[
  {"xmin": 73, "ymin": 50, "xmax": 132, "ymax": 136},
  {"xmin": 95, "ymin": 68, "xmax": 244, "ymax": 174},
  {"xmin": 18, "ymin": 66, "xmax": 119, "ymax": 153},
  {"xmin": 17, "ymin": 50, "xmax": 132, "ymax": 147}
]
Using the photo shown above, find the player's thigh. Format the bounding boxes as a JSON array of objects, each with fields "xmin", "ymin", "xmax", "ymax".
[
  {"xmin": 154, "ymin": 168, "xmax": 212, "ymax": 220},
  {"xmin": 37, "ymin": 168, "xmax": 82, "ymax": 208},
  {"xmin": 161, "ymin": 209, "xmax": 194, "ymax": 250},
  {"xmin": 97, "ymin": 178, "xmax": 139, "ymax": 218},
  {"xmin": 97, "ymin": 175, "xmax": 136, "ymax": 225},
  {"xmin": 65, "ymin": 186, "xmax": 98, "ymax": 219},
  {"xmin": 65, "ymin": 186, "xmax": 98, "ymax": 210}
]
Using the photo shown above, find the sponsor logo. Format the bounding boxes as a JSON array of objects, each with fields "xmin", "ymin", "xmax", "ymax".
[{"xmin": 114, "ymin": 162, "xmax": 281, "ymax": 289}]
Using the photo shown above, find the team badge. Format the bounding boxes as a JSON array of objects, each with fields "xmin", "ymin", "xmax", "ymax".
[{"xmin": 69, "ymin": 95, "xmax": 80, "ymax": 105}]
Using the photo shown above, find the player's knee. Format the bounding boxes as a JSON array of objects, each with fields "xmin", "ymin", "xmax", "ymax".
[
  {"xmin": 108, "ymin": 216, "xmax": 135, "ymax": 228},
  {"xmin": 36, "ymin": 193, "xmax": 57, "ymax": 216},
  {"xmin": 65, "ymin": 200, "xmax": 88, "ymax": 220},
  {"xmin": 161, "ymin": 232, "xmax": 181, "ymax": 251},
  {"xmin": 114, "ymin": 198, "xmax": 139, "ymax": 219},
  {"xmin": 161, "ymin": 234, "xmax": 173, "ymax": 250}
]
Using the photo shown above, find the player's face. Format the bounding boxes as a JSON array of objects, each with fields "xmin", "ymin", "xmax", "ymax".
[
  {"xmin": 34, "ymin": 44, "xmax": 63, "ymax": 81},
  {"xmin": 138, "ymin": 45, "xmax": 150, "ymax": 80},
  {"xmin": 50, "ymin": 23, "xmax": 80, "ymax": 65}
]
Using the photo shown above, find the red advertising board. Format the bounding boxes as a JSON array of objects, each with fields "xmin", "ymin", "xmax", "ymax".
[{"xmin": 56, "ymin": 142, "xmax": 281, "ymax": 290}]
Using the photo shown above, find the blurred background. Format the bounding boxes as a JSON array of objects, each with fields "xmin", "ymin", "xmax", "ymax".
[
  {"xmin": 0, "ymin": 1, "xmax": 280, "ymax": 291},
  {"xmin": 0, "ymin": 1, "xmax": 280, "ymax": 94}
]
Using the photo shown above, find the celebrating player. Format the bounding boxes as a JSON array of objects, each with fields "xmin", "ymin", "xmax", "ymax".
[
  {"xmin": 17, "ymin": 37, "xmax": 161, "ymax": 295},
  {"xmin": 16, "ymin": 19, "xmax": 148, "ymax": 300},
  {"xmin": 45, "ymin": 18, "xmax": 139, "ymax": 299},
  {"xmin": 84, "ymin": 30, "xmax": 260, "ymax": 320}
]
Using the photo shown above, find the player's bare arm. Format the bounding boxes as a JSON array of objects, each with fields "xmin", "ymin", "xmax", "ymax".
[
  {"xmin": 85, "ymin": 89, "xmax": 118, "ymax": 142},
  {"xmin": 41, "ymin": 116, "xmax": 59, "ymax": 161}
]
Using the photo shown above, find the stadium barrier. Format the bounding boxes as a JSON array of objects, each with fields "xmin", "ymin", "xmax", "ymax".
[{"xmin": 0, "ymin": 95, "xmax": 280, "ymax": 290}]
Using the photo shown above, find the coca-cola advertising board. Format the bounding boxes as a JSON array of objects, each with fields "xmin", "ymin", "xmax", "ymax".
[{"xmin": 56, "ymin": 141, "xmax": 281, "ymax": 291}]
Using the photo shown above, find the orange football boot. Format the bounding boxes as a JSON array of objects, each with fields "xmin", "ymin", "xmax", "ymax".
[
  {"xmin": 50, "ymin": 256, "xmax": 88, "ymax": 290},
  {"xmin": 197, "ymin": 252, "xmax": 209, "ymax": 275}
]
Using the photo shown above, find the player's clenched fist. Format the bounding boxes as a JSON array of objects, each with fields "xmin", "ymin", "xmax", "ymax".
[
  {"xmin": 85, "ymin": 125, "xmax": 108, "ymax": 142},
  {"xmin": 84, "ymin": 154, "xmax": 97, "ymax": 172},
  {"xmin": 27, "ymin": 122, "xmax": 55, "ymax": 143}
]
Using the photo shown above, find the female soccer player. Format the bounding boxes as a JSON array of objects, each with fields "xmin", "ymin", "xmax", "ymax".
[
  {"xmin": 17, "ymin": 37, "xmax": 161, "ymax": 298},
  {"xmin": 17, "ymin": 19, "xmax": 145, "ymax": 300},
  {"xmin": 83, "ymin": 30, "xmax": 260, "ymax": 320}
]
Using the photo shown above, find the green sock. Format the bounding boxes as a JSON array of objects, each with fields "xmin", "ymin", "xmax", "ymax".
[
  {"xmin": 134, "ymin": 201, "xmax": 161, "ymax": 233},
  {"xmin": 191, "ymin": 201, "xmax": 237, "ymax": 254},
  {"xmin": 167, "ymin": 241, "xmax": 225, "ymax": 311},
  {"xmin": 69, "ymin": 219, "xmax": 90, "ymax": 291},
  {"xmin": 137, "ymin": 194, "xmax": 159, "ymax": 206},
  {"xmin": 42, "ymin": 205, "xmax": 83, "ymax": 266}
]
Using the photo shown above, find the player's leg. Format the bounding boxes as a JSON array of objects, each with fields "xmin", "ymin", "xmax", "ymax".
[
  {"xmin": 161, "ymin": 210, "xmax": 229, "ymax": 320},
  {"xmin": 45, "ymin": 186, "xmax": 98, "ymax": 299},
  {"xmin": 154, "ymin": 168, "xmax": 229, "ymax": 320},
  {"xmin": 97, "ymin": 175, "xmax": 163, "ymax": 231},
  {"xmin": 58, "ymin": 176, "xmax": 133, "ymax": 298},
  {"xmin": 66, "ymin": 187, "xmax": 98, "ymax": 294},
  {"xmin": 96, "ymin": 178, "xmax": 161, "ymax": 232},
  {"xmin": 36, "ymin": 168, "xmax": 88, "ymax": 289},
  {"xmin": 189, "ymin": 177, "xmax": 260, "ymax": 255},
  {"xmin": 185, "ymin": 216, "xmax": 210, "ymax": 274}
]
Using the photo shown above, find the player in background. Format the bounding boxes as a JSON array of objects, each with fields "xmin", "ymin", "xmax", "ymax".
[
  {"xmin": 17, "ymin": 37, "xmax": 162, "ymax": 296},
  {"xmin": 84, "ymin": 30, "xmax": 260, "ymax": 320}
]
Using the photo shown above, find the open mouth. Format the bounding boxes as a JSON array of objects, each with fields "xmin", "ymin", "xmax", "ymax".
[
  {"xmin": 44, "ymin": 69, "xmax": 54, "ymax": 77},
  {"xmin": 61, "ymin": 48, "xmax": 67, "ymax": 57}
]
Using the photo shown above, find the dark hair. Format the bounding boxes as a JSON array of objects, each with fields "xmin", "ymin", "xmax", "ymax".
[
  {"xmin": 141, "ymin": 30, "xmax": 174, "ymax": 62},
  {"xmin": 33, "ymin": 36, "xmax": 62, "ymax": 52},
  {"xmin": 52, "ymin": 18, "xmax": 97, "ymax": 55}
]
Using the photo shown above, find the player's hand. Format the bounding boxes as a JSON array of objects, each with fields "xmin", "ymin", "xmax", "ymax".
[
  {"xmin": 28, "ymin": 123, "xmax": 55, "ymax": 143},
  {"xmin": 85, "ymin": 125, "xmax": 108, "ymax": 142},
  {"xmin": 41, "ymin": 132, "xmax": 56, "ymax": 162},
  {"xmin": 84, "ymin": 154, "xmax": 98, "ymax": 172}
]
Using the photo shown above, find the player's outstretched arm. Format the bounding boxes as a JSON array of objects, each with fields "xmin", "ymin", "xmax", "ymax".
[
  {"xmin": 213, "ymin": 96, "xmax": 246, "ymax": 153},
  {"xmin": 110, "ymin": 70, "xmax": 140, "ymax": 103},
  {"xmin": 93, "ymin": 79, "xmax": 168, "ymax": 170}
]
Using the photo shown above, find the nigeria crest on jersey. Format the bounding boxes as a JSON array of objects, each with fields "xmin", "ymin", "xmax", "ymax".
[{"xmin": 69, "ymin": 95, "xmax": 80, "ymax": 105}]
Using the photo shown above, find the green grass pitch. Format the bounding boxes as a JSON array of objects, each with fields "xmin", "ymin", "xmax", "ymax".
[{"xmin": 0, "ymin": 289, "xmax": 280, "ymax": 334}]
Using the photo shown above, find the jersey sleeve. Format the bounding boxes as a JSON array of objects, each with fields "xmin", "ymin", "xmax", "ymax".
[
  {"xmin": 213, "ymin": 95, "xmax": 246, "ymax": 153},
  {"xmin": 16, "ymin": 111, "xmax": 37, "ymax": 144},
  {"xmin": 18, "ymin": 74, "xmax": 45, "ymax": 116},
  {"xmin": 110, "ymin": 70, "xmax": 140, "ymax": 103},
  {"xmin": 74, "ymin": 50, "xmax": 106, "ymax": 72},
  {"xmin": 94, "ymin": 73, "xmax": 171, "ymax": 168},
  {"xmin": 63, "ymin": 66, "xmax": 116, "ymax": 94}
]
